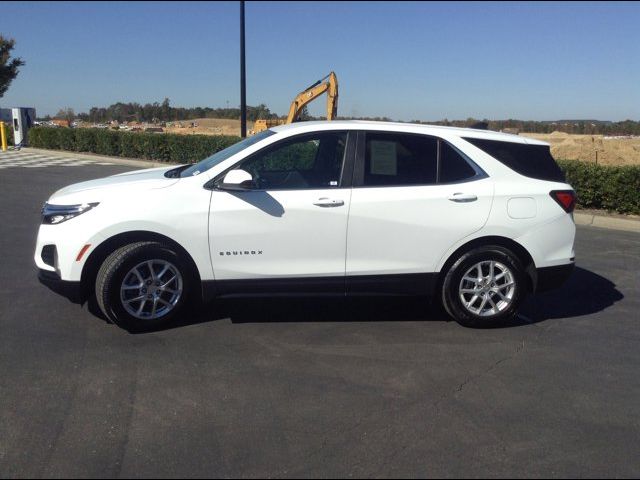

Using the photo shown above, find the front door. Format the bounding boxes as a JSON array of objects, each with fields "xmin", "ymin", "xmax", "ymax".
[{"xmin": 209, "ymin": 130, "xmax": 354, "ymax": 293}]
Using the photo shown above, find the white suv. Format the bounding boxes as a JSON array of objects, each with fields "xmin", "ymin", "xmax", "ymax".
[{"xmin": 35, "ymin": 121, "xmax": 576, "ymax": 331}]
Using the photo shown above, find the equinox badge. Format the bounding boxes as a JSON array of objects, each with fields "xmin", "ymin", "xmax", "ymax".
[{"xmin": 219, "ymin": 250, "xmax": 263, "ymax": 256}]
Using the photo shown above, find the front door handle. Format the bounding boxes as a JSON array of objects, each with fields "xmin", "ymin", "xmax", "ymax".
[
  {"xmin": 448, "ymin": 193, "xmax": 478, "ymax": 203},
  {"xmin": 313, "ymin": 198, "xmax": 345, "ymax": 207}
]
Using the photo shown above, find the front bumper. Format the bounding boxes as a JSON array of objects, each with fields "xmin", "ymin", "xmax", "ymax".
[
  {"xmin": 34, "ymin": 222, "xmax": 101, "ymax": 281},
  {"xmin": 535, "ymin": 262, "xmax": 575, "ymax": 293},
  {"xmin": 37, "ymin": 268, "xmax": 83, "ymax": 304}
]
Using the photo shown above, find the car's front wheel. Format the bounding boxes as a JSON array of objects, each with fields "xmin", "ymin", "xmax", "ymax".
[
  {"xmin": 441, "ymin": 246, "xmax": 527, "ymax": 328},
  {"xmin": 95, "ymin": 241, "xmax": 194, "ymax": 331}
]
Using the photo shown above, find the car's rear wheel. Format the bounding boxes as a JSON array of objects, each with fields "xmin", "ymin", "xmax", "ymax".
[
  {"xmin": 441, "ymin": 246, "xmax": 527, "ymax": 327},
  {"xmin": 96, "ymin": 241, "xmax": 194, "ymax": 331}
]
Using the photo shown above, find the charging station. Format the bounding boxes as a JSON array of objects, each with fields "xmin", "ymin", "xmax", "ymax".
[
  {"xmin": 0, "ymin": 107, "xmax": 36, "ymax": 147},
  {"xmin": 11, "ymin": 107, "xmax": 36, "ymax": 147}
]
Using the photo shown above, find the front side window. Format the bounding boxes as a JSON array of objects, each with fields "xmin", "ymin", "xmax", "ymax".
[
  {"xmin": 363, "ymin": 132, "xmax": 438, "ymax": 187},
  {"xmin": 180, "ymin": 129, "xmax": 275, "ymax": 178},
  {"xmin": 236, "ymin": 131, "xmax": 347, "ymax": 190}
]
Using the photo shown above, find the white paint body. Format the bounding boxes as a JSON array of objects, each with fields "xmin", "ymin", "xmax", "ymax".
[{"xmin": 34, "ymin": 121, "xmax": 575, "ymax": 289}]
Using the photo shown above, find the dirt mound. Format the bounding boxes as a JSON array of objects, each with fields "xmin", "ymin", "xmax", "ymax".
[
  {"xmin": 164, "ymin": 118, "xmax": 254, "ymax": 137},
  {"xmin": 548, "ymin": 130, "xmax": 570, "ymax": 138},
  {"xmin": 523, "ymin": 133, "xmax": 640, "ymax": 166}
]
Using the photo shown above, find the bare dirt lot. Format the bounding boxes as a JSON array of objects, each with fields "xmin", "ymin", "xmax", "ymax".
[
  {"xmin": 523, "ymin": 132, "xmax": 640, "ymax": 166},
  {"xmin": 164, "ymin": 118, "xmax": 253, "ymax": 137}
]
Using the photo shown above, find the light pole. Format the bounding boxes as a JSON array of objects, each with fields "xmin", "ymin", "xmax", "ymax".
[{"xmin": 240, "ymin": 0, "xmax": 247, "ymax": 137}]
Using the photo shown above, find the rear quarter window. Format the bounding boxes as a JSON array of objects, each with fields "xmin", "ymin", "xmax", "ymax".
[
  {"xmin": 439, "ymin": 141, "xmax": 478, "ymax": 183},
  {"xmin": 463, "ymin": 137, "xmax": 566, "ymax": 182}
]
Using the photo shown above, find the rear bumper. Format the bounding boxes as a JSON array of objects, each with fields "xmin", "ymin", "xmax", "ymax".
[
  {"xmin": 37, "ymin": 268, "xmax": 83, "ymax": 304},
  {"xmin": 535, "ymin": 262, "xmax": 574, "ymax": 292}
]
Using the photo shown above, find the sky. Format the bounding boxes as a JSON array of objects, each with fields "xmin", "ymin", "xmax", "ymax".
[{"xmin": 1, "ymin": 1, "xmax": 639, "ymax": 121}]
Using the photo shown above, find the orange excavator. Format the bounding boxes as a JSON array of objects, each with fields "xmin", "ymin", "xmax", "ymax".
[{"xmin": 252, "ymin": 71, "xmax": 338, "ymax": 134}]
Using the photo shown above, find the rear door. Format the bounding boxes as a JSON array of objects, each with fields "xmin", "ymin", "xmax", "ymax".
[{"xmin": 345, "ymin": 131, "xmax": 493, "ymax": 293}]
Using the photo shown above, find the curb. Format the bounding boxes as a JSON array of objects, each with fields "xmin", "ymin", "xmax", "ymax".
[
  {"xmin": 574, "ymin": 212, "xmax": 640, "ymax": 233},
  {"xmin": 19, "ymin": 147, "xmax": 181, "ymax": 169}
]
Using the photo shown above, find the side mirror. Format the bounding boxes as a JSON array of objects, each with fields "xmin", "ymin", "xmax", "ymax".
[{"xmin": 219, "ymin": 169, "xmax": 254, "ymax": 191}]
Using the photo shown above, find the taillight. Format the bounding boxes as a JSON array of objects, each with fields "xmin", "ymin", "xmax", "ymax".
[{"xmin": 550, "ymin": 190, "xmax": 576, "ymax": 213}]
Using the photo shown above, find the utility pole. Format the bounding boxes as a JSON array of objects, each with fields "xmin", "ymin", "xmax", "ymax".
[{"xmin": 240, "ymin": 0, "xmax": 247, "ymax": 138}]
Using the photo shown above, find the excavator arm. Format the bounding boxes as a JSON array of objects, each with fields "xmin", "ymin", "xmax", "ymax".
[
  {"xmin": 251, "ymin": 72, "xmax": 339, "ymax": 135},
  {"xmin": 286, "ymin": 72, "xmax": 338, "ymax": 123}
]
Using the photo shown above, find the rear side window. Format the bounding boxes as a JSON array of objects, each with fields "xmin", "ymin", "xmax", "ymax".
[
  {"xmin": 463, "ymin": 137, "xmax": 565, "ymax": 182},
  {"xmin": 363, "ymin": 132, "xmax": 438, "ymax": 186},
  {"xmin": 358, "ymin": 132, "xmax": 483, "ymax": 187},
  {"xmin": 439, "ymin": 142, "xmax": 478, "ymax": 183}
]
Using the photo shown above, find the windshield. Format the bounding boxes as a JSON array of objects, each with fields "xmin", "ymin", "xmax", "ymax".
[{"xmin": 179, "ymin": 129, "xmax": 276, "ymax": 178}]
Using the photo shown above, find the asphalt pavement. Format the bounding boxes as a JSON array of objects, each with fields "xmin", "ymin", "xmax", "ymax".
[{"xmin": 1, "ymin": 162, "xmax": 639, "ymax": 478}]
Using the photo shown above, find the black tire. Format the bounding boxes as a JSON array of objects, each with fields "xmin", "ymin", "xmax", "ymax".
[
  {"xmin": 441, "ymin": 245, "xmax": 527, "ymax": 328},
  {"xmin": 95, "ymin": 241, "xmax": 196, "ymax": 332}
]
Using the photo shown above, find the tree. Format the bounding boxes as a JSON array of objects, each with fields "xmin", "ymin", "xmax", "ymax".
[
  {"xmin": 248, "ymin": 103, "xmax": 276, "ymax": 121},
  {"xmin": 297, "ymin": 106, "xmax": 312, "ymax": 121},
  {"xmin": 0, "ymin": 36, "xmax": 25, "ymax": 98},
  {"xmin": 161, "ymin": 98, "xmax": 171, "ymax": 121},
  {"xmin": 55, "ymin": 108, "xmax": 75, "ymax": 123}
]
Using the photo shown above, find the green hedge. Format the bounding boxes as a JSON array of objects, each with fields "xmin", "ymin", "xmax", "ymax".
[
  {"xmin": 3, "ymin": 125, "xmax": 14, "ymax": 146},
  {"xmin": 558, "ymin": 160, "xmax": 640, "ymax": 215},
  {"xmin": 28, "ymin": 127, "xmax": 240, "ymax": 163},
  {"xmin": 23, "ymin": 128, "xmax": 640, "ymax": 215}
]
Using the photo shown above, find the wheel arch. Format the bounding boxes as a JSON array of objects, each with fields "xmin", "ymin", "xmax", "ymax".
[
  {"xmin": 80, "ymin": 231, "xmax": 202, "ymax": 301},
  {"xmin": 436, "ymin": 235, "xmax": 537, "ymax": 294}
]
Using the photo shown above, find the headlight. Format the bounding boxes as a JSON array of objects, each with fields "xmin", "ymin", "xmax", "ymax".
[{"xmin": 42, "ymin": 202, "xmax": 99, "ymax": 225}]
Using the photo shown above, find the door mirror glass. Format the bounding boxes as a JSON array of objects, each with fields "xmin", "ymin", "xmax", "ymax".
[{"xmin": 220, "ymin": 169, "xmax": 254, "ymax": 190}]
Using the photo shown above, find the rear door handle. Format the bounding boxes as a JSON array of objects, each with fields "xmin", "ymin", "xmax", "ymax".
[
  {"xmin": 448, "ymin": 193, "xmax": 478, "ymax": 203},
  {"xmin": 313, "ymin": 198, "xmax": 344, "ymax": 207}
]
